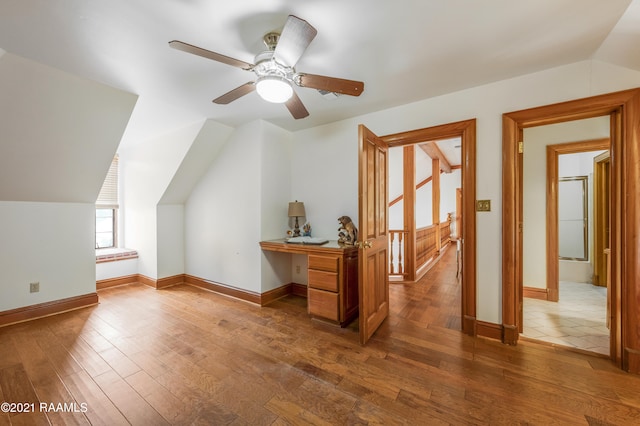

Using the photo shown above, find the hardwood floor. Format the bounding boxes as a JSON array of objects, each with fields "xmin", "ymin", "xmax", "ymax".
[{"xmin": 1, "ymin": 246, "xmax": 640, "ymax": 425}]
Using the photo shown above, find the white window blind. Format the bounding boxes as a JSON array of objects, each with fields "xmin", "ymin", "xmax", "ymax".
[{"xmin": 96, "ymin": 155, "xmax": 119, "ymax": 208}]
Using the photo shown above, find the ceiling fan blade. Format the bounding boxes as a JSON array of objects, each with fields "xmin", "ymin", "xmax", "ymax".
[
  {"xmin": 213, "ymin": 82, "xmax": 256, "ymax": 104},
  {"xmin": 296, "ymin": 73, "xmax": 364, "ymax": 97},
  {"xmin": 273, "ymin": 15, "xmax": 317, "ymax": 68},
  {"xmin": 285, "ymin": 92, "xmax": 309, "ymax": 119},
  {"xmin": 169, "ymin": 40, "xmax": 254, "ymax": 71}
]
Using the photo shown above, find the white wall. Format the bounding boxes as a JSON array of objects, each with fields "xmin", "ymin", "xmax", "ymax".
[
  {"xmin": 113, "ymin": 59, "xmax": 639, "ymax": 327},
  {"xmin": 259, "ymin": 122, "xmax": 295, "ymax": 292},
  {"xmin": 290, "ymin": 60, "xmax": 640, "ymax": 324},
  {"xmin": 157, "ymin": 204, "xmax": 185, "ymax": 279},
  {"xmin": 159, "ymin": 120, "xmax": 234, "ymax": 205},
  {"xmin": 291, "ymin": 120, "xmax": 359, "ymax": 239},
  {"xmin": 390, "ymin": 200, "xmax": 404, "ymax": 230},
  {"xmin": 4, "ymin": 51, "xmax": 639, "ymax": 326},
  {"xmin": 558, "ymin": 151, "xmax": 605, "ymax": 283},
  {"xmin": 0, "ymin": 52, "xmax": 135, "ymax": 312},
  {"xmin": 120, "ymin": 121, "xmax": 203, "ymax": 279},
  {"xmin": 394, "ymin": 169, "xmax": 460, "ymax": 230},
  {"xmin": 15, "ymin": 56, "xmax": 631, "ymax": 328},
  {"xmin": 389, "ymin": 147, "xmax": 404, "ymax": 230},
  {"xmin": 522, "ymin": 118, "xmax": 609, "ymax": 289},
  {"xmin": 415, "ymin": 183, "xmax": 433, "ymax": 228},
  {"xmin": 185, "ymin": 121, "xmax": 266, "ymax": 293},
  {"xmin": 415, "ymin": 148, "xmax": 433, "ymax": 229},
  {"xmin": 0, "ymin": 202, "xmax": 95, "ymax": 311},
  {"xmin": 156, "ymin": 120, "xmax": 233, "ymax": 280},
  {"xmin": 96, "ymin": 258, "xmax": 138, "ymax": 281},
  {"xmin": 440, "ymin": 169, "xmax": 461, "ymax": 222}
]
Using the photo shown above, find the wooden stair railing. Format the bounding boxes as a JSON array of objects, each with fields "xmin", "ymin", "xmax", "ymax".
[
  {"xmin": 416, "ymin": 224, "xmax": 437, "ymax": 269},
  {"xmin": 389, "ymin": 230, "xmax": 409, "ymax": 278},
  {"xmin": 392, "ymin": 215, "xmax": 453, "ymax": 279}
]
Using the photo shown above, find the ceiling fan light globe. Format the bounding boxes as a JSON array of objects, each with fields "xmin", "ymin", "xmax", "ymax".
[{"xmin": 256, "ymin": 76, "xmax": 293, "ymax": 103}]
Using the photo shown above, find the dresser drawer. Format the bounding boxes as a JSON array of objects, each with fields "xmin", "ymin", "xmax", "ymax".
[
  {"xmin": 307, "ymin": 288, "xmax": 339, "ymax": 321},
  {"xmin": 308, "ymin": 269, "xmax": 339, "ymax": 292},
  {"xmin": 308, "ymin": 255, "xmax": 339, "ymax": 272}
]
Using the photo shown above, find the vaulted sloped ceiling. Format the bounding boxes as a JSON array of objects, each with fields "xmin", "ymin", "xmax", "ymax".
[
  {"xmin": 0, "ymin": 1, "xmax": 637, "ymax": 148},
  {"xmin": 593, "ymin": 0, "xmax": 640, "ymax": 70},
  {"xmin": 0, "ymin": 52, "xmax": 137, "ymax": 203},
  {"xmin": 0, "ymin": 1, "xmax": 638, "ymax": 208},
  {"xmin": 159, "ymin": 119, "xmax": 234, "ymax": 205}
]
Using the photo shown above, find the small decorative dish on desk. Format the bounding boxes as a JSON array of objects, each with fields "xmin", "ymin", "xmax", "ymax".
[{"xmin": 285, "ymin": 236, "xmax": 329, "ymax": 245}]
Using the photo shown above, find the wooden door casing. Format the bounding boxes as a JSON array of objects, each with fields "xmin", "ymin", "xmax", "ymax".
[
  {"xmin": 381, "ymin": 119, "xmax": 477, "ymax": 336},
  {"xmin": 544, "ymin": 139, "xmax": 609, "ymax": 303},
  {"xmin": 502, "ymin": 88, "xmax": 640, "ymax": 372}
]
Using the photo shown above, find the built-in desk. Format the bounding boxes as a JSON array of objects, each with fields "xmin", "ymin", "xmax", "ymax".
[{"xmin": 259, "ymin": 239, "xmax": 358, "ymax": 327}]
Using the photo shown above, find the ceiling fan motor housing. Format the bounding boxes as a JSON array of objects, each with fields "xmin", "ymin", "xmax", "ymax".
[
  {"xmin": 254, "ymin": 42, "xmax": 295, "ymax": 103},
  {"xmin": 253, "ymin": 50, "xmax": 295, "ymax": 81}
]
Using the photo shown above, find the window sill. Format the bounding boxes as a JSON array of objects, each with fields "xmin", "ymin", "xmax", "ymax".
[{"xmin": 96, "ymin": 248, "xmax": 138, "ymax": 264}]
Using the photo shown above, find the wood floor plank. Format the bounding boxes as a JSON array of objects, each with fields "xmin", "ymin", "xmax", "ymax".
[
  {"xmin": 0, "ymin": 364, "xmax": 48, "ymax": 425},
  {"xmin": 0, "ymin": 333, "xmax": 22, "ymax": 370},
  {"xmin": 0, "ymin": 382, "xmax": 11, "ymax": 426},
  {"xmin": 205, "ymin": 376, "xmax": 277, "ymax": 425},
  {"xmin": 11, "ymin": 332, "xmax": 90, "ymax": 425},
  {"xmin": 1, "ymin": 247, "xmax": 640, "ymax": 424},
  {"xmin": 263, "ymin": 395, "xmax": 333, "ymax": 426},
  {"xmin": 32, "ymin": 327, "xmax": 85, "ymax": 378},
  {"xmin": 92, "ymin": 370, "xmax": 169, "ymax": 425},
  {"xmin": 98, "ymin": 346, "xmax": 141, "ymax": 378},
  {"xmin": 152, "ymin": 368, "xmax": 241, "ymax": 425},
  {"xmin": 63, "ymin": 370, "xmax": 129, "ymax": 426},
  {"xmin": 125, "ymin": 370, "xmax": 193, "ymax": 424},
  {"xmin": 64, "ymin": 337, "xmax": 113, "ymax": 378}
]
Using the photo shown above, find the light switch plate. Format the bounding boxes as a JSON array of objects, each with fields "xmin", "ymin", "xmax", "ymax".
[{"xmin": 476, "ymin": 200, "xmax": 491, "ymax": 212}]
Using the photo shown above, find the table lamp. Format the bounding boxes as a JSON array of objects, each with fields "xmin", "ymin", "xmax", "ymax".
[{"xmin": 288, "ymin": 201, "xmax": 306, "ymax": 237}]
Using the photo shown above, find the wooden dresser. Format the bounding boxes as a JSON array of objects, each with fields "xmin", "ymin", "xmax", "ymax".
[{"xmin": 259, "ymin": 239, "xmax": 358, "ymax": 327}]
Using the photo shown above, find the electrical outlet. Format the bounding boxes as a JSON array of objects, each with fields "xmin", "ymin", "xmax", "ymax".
[
  {"xmin": 296, "ymin": 265, "xmax": 301, "ymax": 274},
  {"xmin": 476, "ymin": 200, "xmax": 491, "ymax": 212},
  {"xmin": 30, "ymin": 282, "xmax": 40, "ymax": 293}
]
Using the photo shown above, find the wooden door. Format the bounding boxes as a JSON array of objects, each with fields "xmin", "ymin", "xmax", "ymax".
[
  {"xmin": 594, "ymin": 151, "xmax": 611, "ymax": 331},
  {"xmin": 593, "ymin": 151, "xmax": 610, "ymax": 287},
  {"xmin": 358, "ymin": 125, "xmax": 389, "ymax": 345},
  {"xmin": 455, "ymin": 188, "xmax": 462, "ymax": 239}
]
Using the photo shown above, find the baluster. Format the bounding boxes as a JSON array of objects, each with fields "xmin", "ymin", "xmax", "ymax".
[
  {"xmin": 389, "ymin": 232, "xmax": 396, "ymax": 275},
  {"xmin": 398, "ymin": 232, "xmax": 404, "ymax": 275}
]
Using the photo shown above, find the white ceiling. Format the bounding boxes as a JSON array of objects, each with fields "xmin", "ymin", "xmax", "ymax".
[{"xmin": 1, "ymin": 0, "xmax": 639, "ymax": 148}]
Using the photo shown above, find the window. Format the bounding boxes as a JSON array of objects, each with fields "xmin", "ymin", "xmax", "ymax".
[
  {"xmin": 96, "ymin": 155, "xmax": 119, "ymax": 249},
  {"xmin": 96, "ymin": 208, "xmax": 115, "ymax": 248}
]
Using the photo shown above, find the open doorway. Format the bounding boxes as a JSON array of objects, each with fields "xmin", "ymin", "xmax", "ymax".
[
  {"xmin": 388, "ymin": 138, "xmax": 462, "ymax": 282},
  {"xmin": 359, "ymin": 119, "xmax": 477, "ymax": 340},
  {"xmin": 502, "ymin": 88, "xmax": 640, "ymax": 373},
  {"xmin": 520, "ymin": 127, "xmax": 610, "ymax": 354}
]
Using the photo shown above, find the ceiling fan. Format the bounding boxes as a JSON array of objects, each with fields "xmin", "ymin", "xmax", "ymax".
[{"xmin": 169, "ymin": 15, "xmax": 364, "ymax": 119}]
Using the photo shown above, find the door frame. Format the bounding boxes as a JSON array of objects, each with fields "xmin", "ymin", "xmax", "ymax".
[
  {"xmin": 380, "ymin": 119, "xmax": 477, "ymax": 335},
  {"xmin": 545, "ymin": 138, "xmax": 610, "ymax": 302},
  {"xmin": 502, "ymin": 88, "xmax": 640, "ymax": 373}
]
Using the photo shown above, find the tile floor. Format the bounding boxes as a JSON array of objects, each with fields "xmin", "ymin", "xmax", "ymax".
[{"xmin": 522, "ymin": 281, "xmax": 609, "ymax": 355}]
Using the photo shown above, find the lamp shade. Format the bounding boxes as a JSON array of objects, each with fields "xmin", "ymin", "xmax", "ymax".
[{"xmin": 288, "ymin": 201, "xmax": 306, "ymax": 217}]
